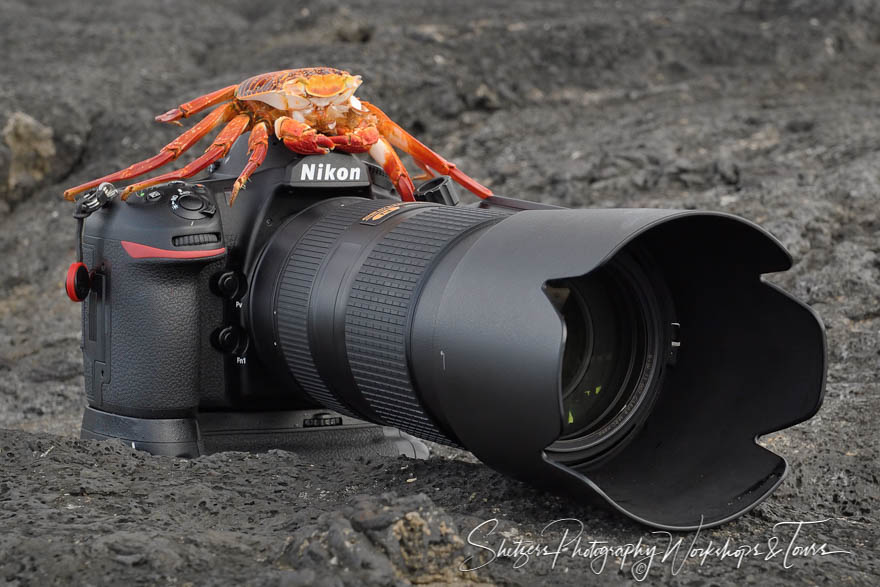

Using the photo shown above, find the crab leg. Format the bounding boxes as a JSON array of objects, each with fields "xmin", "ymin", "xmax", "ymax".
[
  {"xmin": 230, "ymin": 121, "xmax": 270, "ymax": 204},
  {"xmin": 361, "ymin": 101, "xmax": 492, "ymax": 199},
  {"xmin": 368, "ymin": 137, "xmax": 416, "ymax": 202},
  {"xmin": 63, "ymin": 103, "xmax": 237, "ymax": 200},
  {"xmin": 120, "ymin": 113, "xmax": 252, "ymax": 199},
  {"xmin": 413, "ymin": 161, "xmax": 435, "ymax": 181},
  {"xmin": 155, "ymin": 85, "xmax": 237, "ymax": 124}
]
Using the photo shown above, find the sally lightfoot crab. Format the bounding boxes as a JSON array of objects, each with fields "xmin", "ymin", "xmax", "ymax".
[{"xmin": 63, "ymin": 67, "xmax": 492, "ymax": 204}]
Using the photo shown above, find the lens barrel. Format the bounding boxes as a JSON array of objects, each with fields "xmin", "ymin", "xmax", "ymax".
[{"xmin": 251, "ymin": 198, "xmax": 666, "ymax": 454}]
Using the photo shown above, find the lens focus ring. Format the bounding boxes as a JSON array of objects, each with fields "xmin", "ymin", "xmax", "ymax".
[{"xmin": 344, "ymin": 206, "xmax": 504, "ymax": 443}]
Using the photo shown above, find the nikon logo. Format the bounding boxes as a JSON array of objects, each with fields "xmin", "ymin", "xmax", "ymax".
[{"xmin": 300, "ymin": 162, "xmax": 361, "ymax": 182}]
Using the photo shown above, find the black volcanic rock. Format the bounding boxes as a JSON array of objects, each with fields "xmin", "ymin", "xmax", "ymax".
[{"xmin": 1, "ymin": 1, "xmax": 878, "ymax": 584}]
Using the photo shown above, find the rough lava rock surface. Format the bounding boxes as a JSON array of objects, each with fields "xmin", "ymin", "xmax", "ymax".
[{"xmin": 1, "ymin": 1, "xmax": 878, "ymax": 584}]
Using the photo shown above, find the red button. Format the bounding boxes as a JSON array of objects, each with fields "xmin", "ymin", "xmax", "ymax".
[{"xmin": 66, "ymin": 262, "xmax": 90, "ymax": 302}]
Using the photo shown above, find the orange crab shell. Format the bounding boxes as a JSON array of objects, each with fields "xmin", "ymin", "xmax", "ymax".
[{"xmin": 236, "ymin": 67, "xmax": 362, "ymax": 110}]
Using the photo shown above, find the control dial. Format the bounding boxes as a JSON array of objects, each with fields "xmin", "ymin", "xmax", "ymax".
[{"xmin": 170, "ymin": 184, "xmax": 216, "ymax": 220}]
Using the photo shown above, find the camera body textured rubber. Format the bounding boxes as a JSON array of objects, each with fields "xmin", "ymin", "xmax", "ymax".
[{"xmin": 80, "ymin": 182, "xmax": 226, "ymax": 419}]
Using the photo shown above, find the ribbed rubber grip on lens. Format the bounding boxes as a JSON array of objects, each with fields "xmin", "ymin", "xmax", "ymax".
[
  {"xmin": 275, "ymin": 200, "xmax": 381, "ymax": 415},
  {"xmin": 345, "ymin": 206, "xmax": 504, "ymax": 444}
]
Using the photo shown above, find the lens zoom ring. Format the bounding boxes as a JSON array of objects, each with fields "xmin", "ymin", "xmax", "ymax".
[
  {"xmin": 345, "ymin": 206, "xmax": 504, "ymax": 443},
  {"xmin": 276, "ymin": 200, "xmax": 382, "ymax": 415}
]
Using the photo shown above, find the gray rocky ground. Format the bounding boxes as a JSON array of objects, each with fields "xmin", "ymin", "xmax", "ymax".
[{"xmin": 0, "ymin": 0, "xmax": 878, "ymax": 584}]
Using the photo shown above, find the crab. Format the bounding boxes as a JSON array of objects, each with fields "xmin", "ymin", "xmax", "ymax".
[{"xmin": 63, "ymin": 67, "xmax": 492, "ymax": 204}]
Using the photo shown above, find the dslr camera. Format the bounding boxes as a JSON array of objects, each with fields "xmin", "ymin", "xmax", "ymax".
[{"xmin": 72, "ymin": 139, "xmax": 825, "ymax": 529}]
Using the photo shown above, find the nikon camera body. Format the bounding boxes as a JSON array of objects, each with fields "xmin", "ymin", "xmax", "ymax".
[{"xmin": 78, "ymin": 141, "xmax": 449, "ymax": 458}]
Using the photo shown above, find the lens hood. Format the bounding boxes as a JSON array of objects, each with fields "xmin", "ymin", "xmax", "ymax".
[{"xmin": 410, "ymin": 208, "xmax": 825, "ymax": 530}]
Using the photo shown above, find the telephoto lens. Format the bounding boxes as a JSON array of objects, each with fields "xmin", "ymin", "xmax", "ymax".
[{"xmin": 248, "ymin": 191, "xmax": 826, "ymax": 530}]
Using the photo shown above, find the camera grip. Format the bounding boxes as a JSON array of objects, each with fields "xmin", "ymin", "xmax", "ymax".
[{"xmin": 82, "ymin": 236, "xmax": 221, "ymax": 418}]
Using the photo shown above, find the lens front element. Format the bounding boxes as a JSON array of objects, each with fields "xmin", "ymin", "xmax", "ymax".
[{"xmin": 545, "ymin": 254, "xmax": 665, "ymax": 466}]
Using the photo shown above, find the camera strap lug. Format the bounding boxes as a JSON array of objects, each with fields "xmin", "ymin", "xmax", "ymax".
[{"xmin": 414, "ymin": 175, "xmax": 460, "ymax": 206}]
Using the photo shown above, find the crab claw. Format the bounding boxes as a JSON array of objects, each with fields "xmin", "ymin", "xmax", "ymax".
[
  {"xmin": 275, "ymin": 116, "xmax": 334, "ymax": 155},
  {"xmin": 327, "ymin": 124, "xmax": 380, "ymax": 154}
]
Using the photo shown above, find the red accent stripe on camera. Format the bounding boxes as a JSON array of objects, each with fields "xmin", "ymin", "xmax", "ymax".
[{"xmin": 121, "ymin": 240, "xmax": 226, "ymax": 259}]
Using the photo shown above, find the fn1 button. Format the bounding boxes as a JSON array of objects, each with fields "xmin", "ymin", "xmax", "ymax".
[{"xmin": 212, "ymin": 326, "xmax": 246, "ymax": 354}]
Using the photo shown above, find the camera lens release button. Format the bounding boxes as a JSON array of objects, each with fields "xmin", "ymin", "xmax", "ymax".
[{"xmin": 178, "ymin": 193, "xmax": 204, "ymax": 211}]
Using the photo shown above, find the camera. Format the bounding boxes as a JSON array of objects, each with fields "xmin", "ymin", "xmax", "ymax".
[{"xmin": 73, "ymin": 138, "xmax": 825, "ymax": 530}]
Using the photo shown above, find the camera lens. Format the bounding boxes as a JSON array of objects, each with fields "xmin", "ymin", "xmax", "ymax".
[
  {"xmin": 242, "ymin": 195, "xmax": 827, "ymax": 529},
  {"xmin": 544, "ymin": 255, "xmax": 664, "ymax": 466},
  {"xmin": 250, "ymin": 199, "xmax": 666, "ymax": 458}
]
